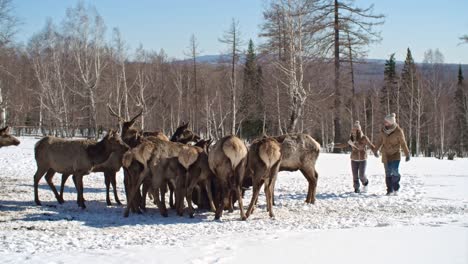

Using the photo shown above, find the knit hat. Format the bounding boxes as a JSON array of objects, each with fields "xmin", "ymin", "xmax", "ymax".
[
  {"xmin": 353, "ymin": 121, "xmax": 362, "ymax": 131},
  {"xmin": 384, "ymin": 113, "xmax": 396, "ymax": 125}
]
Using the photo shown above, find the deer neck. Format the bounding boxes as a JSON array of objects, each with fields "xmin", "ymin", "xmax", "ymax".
[{"xmin": 86, "ymin": 139, "xmax": 113, "ymax": 166}]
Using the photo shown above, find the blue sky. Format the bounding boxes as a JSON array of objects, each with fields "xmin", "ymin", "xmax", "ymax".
[{"xmin": 13, "ymin": 0, "xmax": 468, "ymax": 64}]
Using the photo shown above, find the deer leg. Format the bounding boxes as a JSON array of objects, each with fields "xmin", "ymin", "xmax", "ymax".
[
  {"xmin": 266, "ymin": 161, "xmax": 280, "ymax": 210},
  {"xmin": 265, "ymin": 178, "xmax": 274, "ymax": 218},
  {"xmin": 270, "ymin": 175, "xmax": 277, "ymax": 206},
  {"xmin": 268, "ymin": 169, "xmax": 279, "ymax": 218},
  {"xmin": 204, "ymin": 180, "xmax": 216, "ymax": 212},
  {"xmin": 59, "ymin": 173, "xmax": 71, "ymax": 203},
  {"xmin": 74, "ymin": 174, "xmax": 86, "ymax": 209},
  {"xmin": 104, "ymin": 172, "xmax": 112, "ymax": 206},
  {"xmin": 160, "ymin": 182, "xmax": 168, "ymax": 209},
  {"xmin": 126, "ymin": 165, "xmax": 143, "ymax": 214},
  {"xmin": 214, "ymin": 182, "xmax": 225, "ymax": 220},
  {"xmin": 110, "ymin": 172, "xmax": 122, "ymax": 205},
  {"xmin": 246, "ymin": 180, "xmax": 262, "ymax": 218},
  {"xmin": 301, "ymin": 167, "xmax": 317, "ymax": 204},
  {"xmin": 33, "ymin": 167, "xmax": 48, "ymax": 206},
  {"xmin": 159, "ymin": 183, "xmax": 167, "ymax": 206},
  {"xmin": 235, "ymin": 185, "xmax": 246, "ymax": 221},
  {"xmin": 151, "ymin": 167, "xmax": 168, "ymax": 217},
  {"xmin": 44, "ymin": 169, "xmax": 62, "ymax": 204},
  {"xmin": 175, "ymin": 176, "xmax": 185, "ymax": 216},
  {"xmin": 185, "ymin": 179, "xmax": 197, "ymax": 218},
  {"xmin": 123, "ymin": 168, "xmax": 130, "ymax": 203},
  {"xmin": 123, "ymin": 168, "xmax": 140, "ymax": 213},
  {"xmin": 124, "ymin": 168, "xmax": 147, "ymax": 217},
  {"xmin": 169, "ymin": 181, "xmax": 176, "ymax": 209},
  {"xmin": 141, "ymin": 179, "xmax": 150, "ymax": 211},
  {"xmin": 155, "ymin": 185, "xmax": 168, "ymax": 217}
]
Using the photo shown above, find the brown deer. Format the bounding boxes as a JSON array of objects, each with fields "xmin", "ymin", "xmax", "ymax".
[
  {"xmin": 136, "ymin": 122, "xmax": 201, "ymax": 212},
  {"xmin": 108, "ymin": 105, "xmax": 200, "ymax": 212},
  {"xmin": 58, "ymin": 142, "xmax": 128, "ymax": 206},
  {"xmin": 0, "ymin": 126, "xmax": 20, "ymax": 148},
  {"xmin": 33, "ymin": 131, "xmax": 129, "ymax": 208},
  {"xmin": 174, "ymin": 139, "xmax": 216, "ymax": 218},
  {"xmin": 141, "ymin": 138, "xmax": 216, "ymax": 218},
  {"xmin": 208, "ymin": 135, "xmax": 248, "ymax": 220},
  {"xmin": 122, "ymin": 137, "xmax": 188, "ymax": 217},
  {"xmin": 187, "ymin": 138, "xmax": 216, "ymax": 210},
  {"xmin": 272, "ymin": 133, "xmax": 320, "ymax": 204},
  {"xmin": 170, "ymin": 121, "xmax": 201, "ymax": 144},
  {"xmin": 245, "ymin": 137, "xmax": 281, "ymax": 219}
]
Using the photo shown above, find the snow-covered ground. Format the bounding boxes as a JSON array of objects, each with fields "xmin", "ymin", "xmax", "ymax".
[{"xmin": 0, "ymin": 137, "xmax": 467, "ymax": 264}]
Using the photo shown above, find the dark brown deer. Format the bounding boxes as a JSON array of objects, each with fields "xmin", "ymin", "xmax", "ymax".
[
  {"xmin": 170, "ymin": 121, "xmax": 201, "ymax": 144},
  {"xmin": 272, "ymin": 133, "xmax": 320, "ymax": 204},
  {"xmin": 33, "ymin": 131, "xmax": 129, "ymax": 208},
  {"xmin": 0, "ymin": 126, "xmax": 20, "ymax": 148},
  {"xmin": 208, "ymin": 135, "xmax": 248, "ymax": 220},
  {"xmin": 245, "ymin": 137, "xmax": 281, "ymax": 219}
]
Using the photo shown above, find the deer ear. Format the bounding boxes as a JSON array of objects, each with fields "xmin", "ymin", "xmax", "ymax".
[
  {"xmin": 0, "ymin": 126, "xmax": 9, "ymax": 134},
  {"xmin": 181, "ymin": 121, "xmax": 189, "ymax": 129}
]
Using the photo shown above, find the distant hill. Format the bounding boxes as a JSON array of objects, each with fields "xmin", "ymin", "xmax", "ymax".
[{"xmin": 183, "ymin": 55, "xmax": 466, "ymax": 89}]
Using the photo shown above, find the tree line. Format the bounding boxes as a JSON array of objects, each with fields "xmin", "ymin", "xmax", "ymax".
[{"xmin": 0, "ymin": 0, "xmax": 467, "ymax": 158}]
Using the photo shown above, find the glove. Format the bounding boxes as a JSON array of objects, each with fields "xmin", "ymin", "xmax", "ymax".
[{"xmin": 405, "ymin": 156, "xmax": 410, "ymax": 162}]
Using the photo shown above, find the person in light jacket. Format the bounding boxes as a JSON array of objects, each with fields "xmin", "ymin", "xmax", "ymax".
[
  {"xmin": 347, "ymin": 121, "xmax": 377, "ymax": 193},
  {"xmin": 373, "ymin": 113, "xmax": 411, "ymax": 196}
]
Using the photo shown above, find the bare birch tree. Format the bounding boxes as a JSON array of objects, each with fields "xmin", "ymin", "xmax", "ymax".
[
  {"xmin": 63, "ymin": 2, "xmax": 106, "ymax": 137},
  {"xmin": 219, "ymin": 18, "xmax": 242, "ymax": 135},
  {"xmin": 112, "ymin": 27, "xmax": 130, "ymax": 120}
]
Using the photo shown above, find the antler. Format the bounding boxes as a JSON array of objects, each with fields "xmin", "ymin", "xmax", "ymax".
[
  {"xmin": 107, "ymin": 104, "xmax": 124, "ymax": 121},
  {"xmin": 128, "ymin": 107, "xmax": 144, "ymax": 126}
]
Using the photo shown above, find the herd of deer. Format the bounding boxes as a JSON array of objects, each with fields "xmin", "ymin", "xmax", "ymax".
[{"xmin": 0, "ymin": 108, "xmax": 320, "ymax": 221}]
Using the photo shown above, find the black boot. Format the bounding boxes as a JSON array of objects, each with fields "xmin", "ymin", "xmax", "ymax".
[{"xmin": 385, "ymin": 177, "xmax": 393, "ymax": 195}]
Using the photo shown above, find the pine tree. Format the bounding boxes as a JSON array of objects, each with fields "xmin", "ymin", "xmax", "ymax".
[
  {"xmin": 381, "ymin": 53, "xmax": 398, "ymax": 115},
  {"xmin": 240, "ymin": 39, "xmax": 264, "ymax": 139},
  {"xmin": 400, "ymin": 48, "xmax": 419, "ymax": 155},
  {"xmin": 454, "ymin": 64, "xmax": 467, "ymax": 156}
]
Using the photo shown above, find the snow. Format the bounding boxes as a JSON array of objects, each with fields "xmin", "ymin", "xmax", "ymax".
[{"xmin": 1, "ymin": 137, "xmax": 467, "ymax": 263}]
